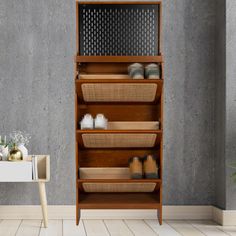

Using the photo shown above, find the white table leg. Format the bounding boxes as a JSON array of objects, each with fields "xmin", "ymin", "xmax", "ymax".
[{"xmin": 38, "ymin": 182, "xmax": 48, "ymax": 228}]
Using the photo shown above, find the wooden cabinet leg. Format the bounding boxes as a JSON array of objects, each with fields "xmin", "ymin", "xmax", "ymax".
[
  {"xmin": 158, "ymin": 208, "xmax": 162, "ymax": 225},
  {"xmin": 38, "ymin": 182, "xmax": 48, "ymax": 228}
]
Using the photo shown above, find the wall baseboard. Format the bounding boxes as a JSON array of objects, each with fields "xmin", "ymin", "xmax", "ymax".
[
  {"xmin": 213, "ymin": 206, "xmax": 236, "ymax": 226},
  {"xmin": 0, "ymin": 205, "xmax": 212, "ymax": 220},
  {"xmin": 2, "ymin": 205, "xmax": 235, "ymax": 225}
]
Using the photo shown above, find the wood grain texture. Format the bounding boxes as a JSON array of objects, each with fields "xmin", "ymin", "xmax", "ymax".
[
  {"xmin": 15, "ymin": 220, "xmax": 41, "ymax": 236},
  {"xmin": 79, "ymin": 193, "xmax": 160, "ymax": 209},
  {"xmin": 63, "ymin": 220, "xmax": 86, "ymax": 236},
  {"xmin": 124, "ymin": 220, "xmax": 157, "ymax": 236},
  {"xmin": 83, "ymin": 220, "xmax": 110, "ymax": 236},
  {"xmin": 0, "ymin": 220, "xmax": 21, "ymax": 236},
  {"xmin": 167, "ymin": 220, "xmax": 206, "ymax": 236},
  {"xmin": 190, "ymin": 221, "xmax": 229, "ymax": 236},
  {"xmin": 78, "ymin": 104, "xmax": 161, "ymax": 122},
  {"xmin": 75, "ymin": 56, "xmax": 163, "ymax": 63},
  {"xmin": 0, "ymin": 220, "xmax": 231, "ymax": 236},
  {"xmin": 104, "ymin": 220, "xmax": 133, "ymax": 236},
  {"xmin": 79, "ymin": 62, "xmax": 162, "ymax": 75},
  {"xmin": 39, "ymin": 220, "xmax": 62, "ymax": 236},
  {"xmin": 145, "ymin": 220, "xmax": 182, "ymax": 236},
  {"xmin": 217, "ymin": 225, "xmax": 236, "ymax": 236},
  {"xmin": 77, "ymin": 1, "xmax": 162, "ymax": 5},
  {"xmin": 79, "ymin": 149, "xmax": 159, "ymax": 167}
]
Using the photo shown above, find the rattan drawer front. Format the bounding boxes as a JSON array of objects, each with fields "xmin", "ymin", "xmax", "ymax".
[
  {"xmin": 81, "ymin": 83, "xmax": 157, "ymax": 102},
  {"xmin": 82, "ymin": 183, "xmax": 156, "ymax": 193},
  {"xmin": 82, "ymin": 133, "xmax": 157, "ymax": 148}
]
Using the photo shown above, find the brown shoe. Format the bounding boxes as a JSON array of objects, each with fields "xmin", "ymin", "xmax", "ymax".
[
  {"xmin": 143, "ymin": 155, "xmax": 159, "ymax": 179},
  {"xmin": 129, "ymin": 156, "xmax": 143, "ymax": 179}
]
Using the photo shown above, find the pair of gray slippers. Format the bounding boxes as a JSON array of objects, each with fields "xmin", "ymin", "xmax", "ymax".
[{"xmin": 128, "ymin": 63, "xmax": 160, "ymax": 80}]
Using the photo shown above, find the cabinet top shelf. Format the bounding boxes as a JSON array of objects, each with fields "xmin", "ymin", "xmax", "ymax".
[
  {"xmin": 77, "ymin": 1, "xmax": 161, "ymax": 5},
  {"xmin": 75, "ymin": 56, "xmax": 163, "ymax": 63}
]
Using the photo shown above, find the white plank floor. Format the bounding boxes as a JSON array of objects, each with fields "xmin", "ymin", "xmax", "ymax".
[{"xmin": 0, "ymin": 219, "xmax": 235, "ymax": 236}]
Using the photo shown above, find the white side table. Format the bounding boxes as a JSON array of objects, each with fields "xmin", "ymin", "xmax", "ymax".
[{"xmin": 0, "ymin": 155, "xmax": 50, "ymax": 228}]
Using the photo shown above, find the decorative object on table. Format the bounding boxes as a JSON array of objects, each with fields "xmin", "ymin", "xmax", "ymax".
[
  {"xmin": 0, "ymin": 135, "xmax": 9, "ymax": 161},
  {"xmin": 8, "ymin": 144, "xmax": 23, "ymax": 161},
  {"xmin": 129, "ymin": 156, "xmax": 143, "ymax": 179},
  {"xmin": 94, "ymin": 114, "xmax": 108, "ymax": 129},
  {"xmin": 145, "ymin": 63, "xmax": 160, "ymax": 79},
  {"xmin": 128, "ymin": 63, "xmax": 144, "ymax": 79},
  {"xmin": 8, "ymin": 131, "xmax": 31, "ymax": 159},
  {"xmin": 18, "ymin": 143, "xmax": 28, "ymax": 158},
  {"xmin": 143, "ymin": 154, "xmax": 159, "ymax": 178},
  {"xmin": 80, "ymin": 114, "xmax": 94, "ymax": 129}
]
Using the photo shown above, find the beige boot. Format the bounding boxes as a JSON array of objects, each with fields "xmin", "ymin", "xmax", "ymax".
[
  {"xmin": 129, "ymin": 156, "xmax": 143, "ymax": 179},
  {"xmin": 143, "ymin": 155, "xmax": 158, "ymax": 179}
]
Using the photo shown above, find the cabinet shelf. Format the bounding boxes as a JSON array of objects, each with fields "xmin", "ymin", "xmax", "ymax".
[
  {"xmin": 75, "ymin": 55, "xmax": 163, "ymax": 63},
  {"xmin": 79, "ymin": 193, "xmax": 160, "ymax": 209},
  {"xmin": 76, "ymin": 130, "xmax": 162, "ymax": 149},
  {"xmin": 76, "ymin": 79, "xmax": 163, "ymax": 103}
]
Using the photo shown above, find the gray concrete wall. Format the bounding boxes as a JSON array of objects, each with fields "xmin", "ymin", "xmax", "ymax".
[
  {"xmin": 0, "ymin": 0, "xmax": 76, "ymax": 204},
  {"xmin": 0, "ymin": 0, "xmax": 216, "ymax": 205},
  {"xmin": 225, "ymin": 0, "xmax": 236, "ymax": 210},
  {"xmin": 215, "ymin": 0, "xmax": 226, "ymax": 209},
  {"xmin": 163, "ymin": 0, "xmax": 215, "ymax": 205}
]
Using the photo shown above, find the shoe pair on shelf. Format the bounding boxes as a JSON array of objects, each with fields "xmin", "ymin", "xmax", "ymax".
[
  {"xmin": 80, "ymin": 114, "xmax": 108, "ymax": 130},
  {"xmin": 128, "ymin": 63, "xmax": 160, "ymax": 80},
  {"xmin": 129, "ymin": 154, "xmax": 159, "ymax": 179}
]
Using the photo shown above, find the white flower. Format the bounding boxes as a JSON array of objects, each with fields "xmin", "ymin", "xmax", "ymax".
[{"xmin": 9, "ymin": 131, "xmax": 31, "ymax": 146}]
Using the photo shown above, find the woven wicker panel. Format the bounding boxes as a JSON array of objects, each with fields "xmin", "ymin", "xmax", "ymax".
[
  {"xmin": 81, "ymin": 83, "xmax": 157, "ymax": 102},
  {"xmin": 82, "ymin": 134, "xmax": 157, "ymax": 148},
  {"xmin": 79, "ymin": 4, "xmax": 159, "ymax": 56},
  {"xmin": 82, "ymin": 183, "xmax": 156, "ymax": 192}
]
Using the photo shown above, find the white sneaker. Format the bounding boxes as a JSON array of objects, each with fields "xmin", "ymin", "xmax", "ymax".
[
  {"xmin": 94, "ymin": 114, "xmax": 108, "ymax": 129},
  {"xmin": 80, "ymin": 114, "xmax": 94, "ymax": 129}
]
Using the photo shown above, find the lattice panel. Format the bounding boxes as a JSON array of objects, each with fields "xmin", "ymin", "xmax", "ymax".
[{"xmin": 79, "ymin": 4, "xmax": 159, "ymax": 56}]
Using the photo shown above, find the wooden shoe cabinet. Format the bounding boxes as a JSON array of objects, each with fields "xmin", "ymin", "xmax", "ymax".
[{"xmin": 75, "ymin": 1, "xmax": 164, "ymax": 225}]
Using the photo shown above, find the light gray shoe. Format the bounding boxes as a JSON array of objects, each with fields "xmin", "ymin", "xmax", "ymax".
[
  {"xmin": 128, "ymin": 63, "xmax": 144, "ymax": 79},
  {"xmin": 145, "ymin": 64, "xmax": 160, "ymax": 79}
]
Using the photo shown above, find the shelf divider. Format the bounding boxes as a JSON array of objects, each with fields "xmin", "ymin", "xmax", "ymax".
[{"xmin": 75, "ymin": 55, "xmax": 163, "ymax": 63}]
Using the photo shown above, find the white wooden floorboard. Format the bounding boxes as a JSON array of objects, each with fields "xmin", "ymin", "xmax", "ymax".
[
  {"xmin": 104, "ymin": 219, "xmax": 134, "ymax": 236},
  {"xmin": 190, "ymin": 220, "xmax": 229, "ymax": 236},
  {"xmin": 83, "ymin": 220, "xmax": 110, "ymax": 236},
  {"xmin": 39, "ymin": 220, "xmax": 62, "ymax": 236},
  {"xmin": 145, "ymin": 220, "xmax": 182, "ymax": 236},
  {"xmin": 167, "ymin": 220, "xmax": 206, "ymax": 236},
  {"xmin": 124, "ymin": 220, "xmax": 157, "ymax": 236},
  {"xmin": 15, "ymin": 220, "xmax": 41, "ymax": 236},
  {"xmin": 63, "ymin": 220, "xmax": 86, "ymax": 236},
  {"xmin": 0, "ymin": 220, "xmax": 22, "ymax": 236},
  {"xmin": 217, "ymin": 226, "xmax": 236, "ymax": 236}
]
